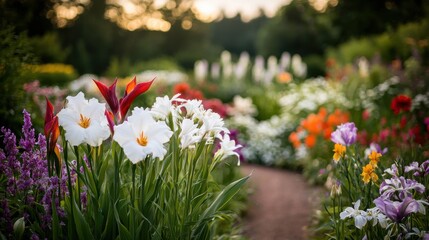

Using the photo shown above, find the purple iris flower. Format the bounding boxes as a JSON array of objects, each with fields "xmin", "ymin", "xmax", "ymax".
[
  {"xmin": 380, "ymin": 176, "xmax": 425, "ymax": 200},
  {"xmin": 374, "ymin": 196, "xmax": 420, "ymax": 223},
  {"xmin": 331, "ymin": 122, "xmax": 358, "ymax": 146},
  {"xmin": 369, "ymin": 142, "xmax": 388, "ymax": 155},
  {"xmin": 405, "ymin": 160, "xmax": 429, "ymax": 177}
]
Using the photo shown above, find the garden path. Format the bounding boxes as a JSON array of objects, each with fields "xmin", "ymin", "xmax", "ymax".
[{"xmin": 241, "ymin": 164, "xmax": 322, "ymax": 240}]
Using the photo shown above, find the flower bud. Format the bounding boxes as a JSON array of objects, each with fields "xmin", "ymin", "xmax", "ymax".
[{"xmin": 13, "ymin": 217, "xmax": 25, "ymax": 240}]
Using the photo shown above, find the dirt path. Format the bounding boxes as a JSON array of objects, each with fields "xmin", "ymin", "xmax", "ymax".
[{"xmin": 241, "ymin": 164, "xmax": 322, "ymax": 240}]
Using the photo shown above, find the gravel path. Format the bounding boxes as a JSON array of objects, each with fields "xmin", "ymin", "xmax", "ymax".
[{"xmin": 241, "ymin": 164, "xmax": 322, "ymax": 240}]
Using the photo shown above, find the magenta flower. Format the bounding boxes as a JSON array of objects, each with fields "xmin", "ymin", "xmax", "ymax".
[
  {"xmin": 331, "ymin": 122, "xmax": 358, "ymax": 146},
  {"xmin": 374, "ymin": 197, "xmax": 420, "ymax": 223}
]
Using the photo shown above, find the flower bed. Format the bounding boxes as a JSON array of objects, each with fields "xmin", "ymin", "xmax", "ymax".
[{"xmin": 0, "ymin": 78, "xmax": 246, "ymax": 239}]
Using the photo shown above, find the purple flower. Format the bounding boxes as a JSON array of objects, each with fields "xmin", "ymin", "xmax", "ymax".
[
  {"xmin": 380, "ymin": 176, "xmax": 425, "ymax": 200},
  {"xmin": 368, "ymin": 142, "xmax": 388, "ymax": 155},
  {"xmin": 405, "ymin": 160, "xmax": 429, "ymax": 177},
  {"xmin": 0, "ymin": 110, "xmax": 70, "ymax": 236},
  {"xmin": 384, "ymin": 164, "xmax": 399, "ymax": 177},
  {"xmin": 30, "ymin": 234, "xmax": 40, "ymax": 240},
  {"xmin": 331, "ymin": 122, "xmax": 358, "ymax": 146},
  {"xmin": 374, "ymin": 196, "xmax": 420, "ymax": 222},
  {"xmin": 20, "ymin": 110, "xmax": 36, "ymax": 151}
]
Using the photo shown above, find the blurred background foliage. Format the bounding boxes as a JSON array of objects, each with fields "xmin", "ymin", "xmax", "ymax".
[{"xmin": 1, "ymin": 0, "xmax": 429, "ymax": 132}]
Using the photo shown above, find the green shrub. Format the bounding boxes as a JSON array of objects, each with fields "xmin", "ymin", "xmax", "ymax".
[
  {"xmin": 0, "ymin": 26, "xmax": 35, "ymax": 132},
  {"xmin": 28, "ymin": 32, "xmax": 69, "ymax": 63}
]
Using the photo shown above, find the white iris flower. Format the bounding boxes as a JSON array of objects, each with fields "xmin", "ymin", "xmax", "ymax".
[{"xmin": 340, "ymin": 200, "xmax": 368, "ymax": 229}]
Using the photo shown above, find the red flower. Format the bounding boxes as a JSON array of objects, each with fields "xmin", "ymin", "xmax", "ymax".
[
  {"xmin": 93, "ymin": 77, "xmax": 154, "ymax": 122},
  {"xmin": 202, "ymin": 99, "xmax": 227, "ymax": 117},
  {"xmin": 362, "ymin": 109, "xmax": 370, "ymax": 121},
  {"xmin": 390, "ymin": 95, "xmax": 412, "ymax": 115},
  {"xmin": 44, "ymin": 98, "xmax": 61, "ymax": 169},
  {"xmin": 173, "ymin": 82, "xmax": 204, "ymax": 100}
]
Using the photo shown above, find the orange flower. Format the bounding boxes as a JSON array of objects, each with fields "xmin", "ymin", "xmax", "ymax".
[
  {"xmin": 289, "ymin": 132, "xmax": 301, "ymax": 148},
  {"xmin": 318, "ymin": 107, "xmax": 327, "ymax": 119},
  {"xmin": 361, "ymin": 164, "xmax": 378, "ymax": 184},
  {"xmin": 327, "ymin": 109, "xmax": 349, "ymax": 127},
  {"xmin": 291, "ymin": 108, "xmax": 350, "ymax": 149},
  {"xmin": 302, "ymin": 114, "xmax": 323, "ymax": 135},
  {"xmin": 368, "ymin": 151, "xmax": 382, "ymax": 167},
  {"xmin": 333, "ymin": 143, "xmax": 346, "ymax": 162},
  {"xmin": 305, "ymin": 134, "xmax": 316, "ymax": 148},
  {"xmin": 277, "ymin": 72, "xmax": 292, "ymax": 83}
]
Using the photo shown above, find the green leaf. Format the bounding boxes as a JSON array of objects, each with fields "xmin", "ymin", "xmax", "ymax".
[
  {"xmin": 72, "ymin": 200, "xmax": 95, "ymax": 240},
  {"xmin": 100, "ymin": 199, "xmax": 116, "ymax": 239},
  {"xmin": 192, "ymin": 175, "xmax": 249, "ymax": 239},
  {"xmin": 113, "ymin": 202, "xmax": 132, "ymax": 240}
]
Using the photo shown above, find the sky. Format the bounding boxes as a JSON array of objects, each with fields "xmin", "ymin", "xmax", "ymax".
[{"xmin": 193, "ymin": 0, "xmax": 292, "ymax": 22}]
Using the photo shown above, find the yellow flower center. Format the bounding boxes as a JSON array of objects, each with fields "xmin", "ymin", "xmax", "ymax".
[
  {"xmin": 78, "ymin": 114, "xmax": 91, "ymax": 129},
  {"xmin": 137, "ymin": 131, "xmax": 148, "ymax": 146}
]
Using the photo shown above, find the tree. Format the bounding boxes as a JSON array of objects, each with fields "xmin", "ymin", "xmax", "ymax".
[
  {"xmin": 326, "ymin": 0, "xmax": 428, "ymax": 42},
  {"xmin": 257, "ymin": 0, "xmax": 337, "ymax": 57},
  {"xmin": 210, "ymin": 13, "xmax": 268, "ymax": 56}
]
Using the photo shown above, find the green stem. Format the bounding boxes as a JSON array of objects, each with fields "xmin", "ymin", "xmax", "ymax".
[
  {"xmin": 365, "ymin": 181, "xmax": 372, "ymax": 209},
  {"xmin": 183, "ymin": 151, "xmax": 194, "ymax": 236},
  {"xmin": 63, "ymin": 142, "xmax": 76, "ymax": 238},
  {"xmin": 131, "ymin": 163, "xmax": 136, "ymax": 238},
  {"xmin": 74, "ymin": 146, "xmax": 82, "ymax": 210}
]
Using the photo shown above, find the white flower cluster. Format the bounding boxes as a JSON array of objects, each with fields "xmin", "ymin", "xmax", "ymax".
[
  {"xmin": 240, "ymin": 122, "xmax": 293, "ymax": 165},
  {"xmin": 412, "ymin": 91, "xmax": 429, "ymax": 111},
  {"xmin": 358, "ymin": 76, "xmax": 400, "ymax": 112},
  {"xmin": 278, "ymin": 78, "xmax": 351, "ymax": 117},
  {"xmin": 227, "ymin": 110, "xmax": 293, "ymax": 165},
  {"xmin": 58, "ymin": 92, "xmax": 241, "ymax": 165},
  {"xmin": 227, "ymin": 95, "xmax": 257, "ymax": 117}
]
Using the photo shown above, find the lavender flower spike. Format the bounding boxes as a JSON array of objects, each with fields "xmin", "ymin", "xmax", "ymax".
[
  {"xmin": 331, "ymin": 122, "xmax": 358, "ymax": 146},
  {"xmin": 374, "ymin": 196, "xmax": 420, "ymax": 223}
]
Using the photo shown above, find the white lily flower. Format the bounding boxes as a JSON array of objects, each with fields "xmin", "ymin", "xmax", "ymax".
[
  {"xmin": 199, "ymin": 110, "xmax": 229, "ymax": 142},
  {"xmin": 151, "ymin": 94, "xmax": 184, "ymax": 121},
  {"xmin": 113, "ymin": 107, "xmax": 173, "ymax": 164},
  {"xmin": 340, "ymin": 200, "xmax": 368, "ymax": 229},
  {"xmin": 179, "ymin": 119, "xmax": 201, "ymax": 149},
  {"xmin": 214, "ymin": 133, "xmax": 242, "ymax": 165},
  {"xmin": 180, "ymin": 99, "xmax": 204, "ymax": 118},
  {"xmin": 57, "ymin": 92, "xmax": 110, "ymax": 146}
]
